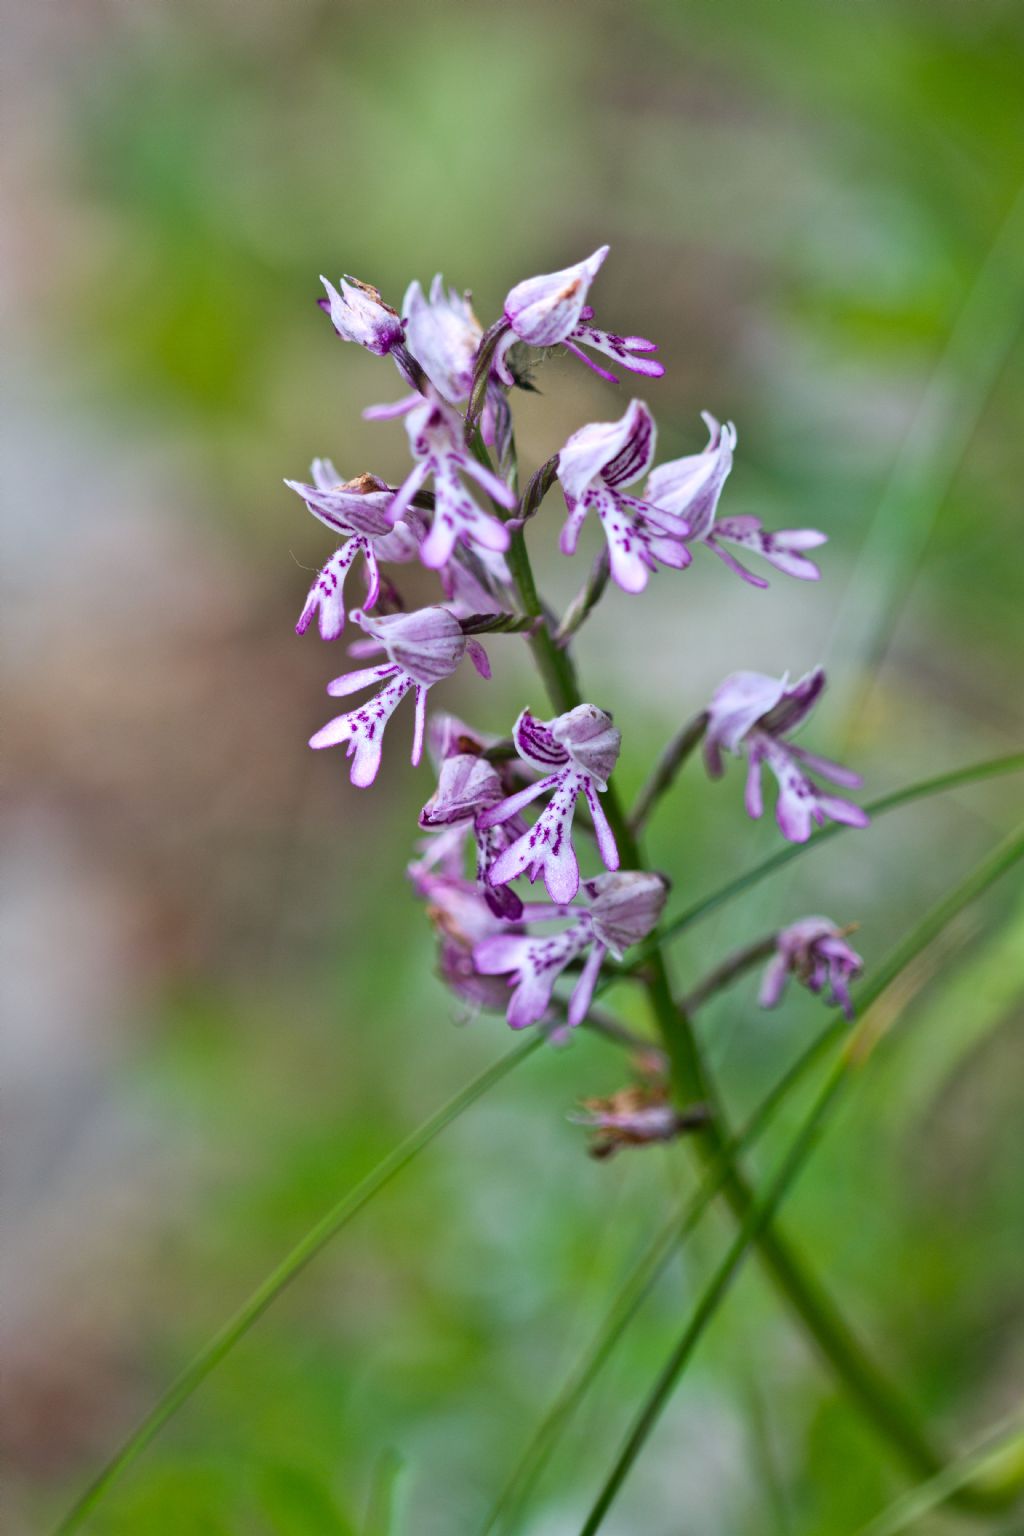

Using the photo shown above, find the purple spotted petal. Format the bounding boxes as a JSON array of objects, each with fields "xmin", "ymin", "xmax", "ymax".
[
  {"xmin": 296, "ymin": 539, "xmax": 362, "ymax": 640},
  {"xmin": 474, "ymin": 927, "xmax": 589, "ymax": 1030},
  {"xmin": 488, "ymin": 771, "xmax": 583, "ymax": 903},
  {"xmin": 511, "ymin": 710, "xmax": 571, "ymax": 773},
  {"xmin": 309, "ymin": 672, "xmax": 414, "ymax": 788},
  {"xmin": 715, "ymin": 517, "xmax": 826, "ymax": 582},
  {"xmin": 568, "ymin": 324, "xmax": 665, "ymax": 382}
]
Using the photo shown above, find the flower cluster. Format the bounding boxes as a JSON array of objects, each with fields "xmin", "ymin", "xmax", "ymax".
[{"xmin": 286, "ymin": 245, "xmax": 869, "ymax": 1153}]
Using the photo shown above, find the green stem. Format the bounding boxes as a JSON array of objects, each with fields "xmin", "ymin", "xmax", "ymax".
[
  {"xmin": 629, "ymin": 710, "xmax": 709, "ymax": 835},
  {"xmin": 581, "ymin": 1054, "xmax": 851, "ymax": 1536},
  {"xmin": 580, "ymin": 823, "xmax": 1024, "ymax": 1533},
  {"xmin": 52, "ymin": 1037, "xmax": 542, "ymax": 1536},
  {"xmin": 555, "ymin": 550, "xmax": 611, "ymax": 647},
  {"xmin": 501, "ymin": 508, "xmax": 1024, "ymax": 1519},
  {"xmin": 679, "ymin": 931, "xmax": 778, "ymax": 1013},
  {"xmin": 482, "ymin": 1014, "xmax": 845, "ymax": 1535},
  {"xmin": 504, "ymin": 523, "xmax": 581, "ymax": 716}
]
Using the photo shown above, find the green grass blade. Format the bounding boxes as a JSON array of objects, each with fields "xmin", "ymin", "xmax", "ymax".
[
  {"xmin": 825, "ymin": 179, "xmax": 1024, "ymax": 719},
  {"xmin": 579, "ymin": 822, "xmax": 1024, "ymax": 1534},
  {"xmin": 580, "ymin": 1056, "xmax": 852, "ymax": 1535},
  {"xmin": 362, "ymin": 1448, "xmax": 405, "ymax": 1536},
  {"xmin": 53, "ymin": 1037, "xmax": 542, "ymax": 1536},
  {"xmin": 626, "ymin": 750, "xmax": 1024, "ymax": 969},
  {"xmin": 481, "ymin": 1017, "xmax": 845, "ymax": 1535},
  {"xmin": 852, "ymin": 1410, "xmax": 1024, "ymax": 1536}
]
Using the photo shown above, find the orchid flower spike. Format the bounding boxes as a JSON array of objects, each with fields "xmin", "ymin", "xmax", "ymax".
[
  {"xmin": 645, "ymin": 413, "xmax": 827, "ymax": 587},
  {"xmin": 378, "ymin": 392, "xmax": 516, "ymax": 571},
  {"xmin": 478, "ymin": 705, "xmax": 622, "ymax": 904},
  {"xmin": 759, "ymin": 917, "xmax": 864, "ymax": 1020},
  {"xmin": 570, "ymin": 1083, "xmax": 709, "ymax": 1160},
  {"xmin": 473, "ymin": 871, "xmax": 668, "ymax": 1031},
  {"xmin": 556, "ymin": 400, "xmax": 692, "ymax": 594},
  {"xmin": 286, "ymin": 462, "xmax": 423, "ymax": 639},
  {"xmin": 498, "ymin": 246, "xmax": 664, "ymax": 384},
  {"xmin": 703, "ymin": 668, "xmax": 869, "ymax": 842},
  {"xmin": 309, "ymin": 607, "xmax": 488, "ymax": 787}
]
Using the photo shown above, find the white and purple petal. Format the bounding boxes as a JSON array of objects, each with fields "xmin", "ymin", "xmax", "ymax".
[{"xmin": 503, "ymin": 246, "xmax": 609, "ymax": 347}]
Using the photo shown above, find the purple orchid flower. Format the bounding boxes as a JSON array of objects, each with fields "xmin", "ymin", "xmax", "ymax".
[
  {"xmin": 409, "ymin": 866, "xmax": 516, "ymax": 1015},
  {"xmin": 474, "ymin": 871, "xmax": 668, "ymax": 1031},
  {"xmin": 364, "ymin": 276, "xmax": 511, "ymax": 450},
  {"xmin": 309, "ymin": 607, "xmax": 488, "ymax": 787},
  {"xmin": 376, "ymin": 392, "xmax": 516, "ymax": 571},
  {"xmin": 318, "ymin": 274, "xmax": 406, "ymax": 357},
  {"xmin": 419, "ymin": 731, "xmax": 527, "ymax": 921},
  {"xmin": 556, "ymin": 400, "xmax": 692, "ymax": 594},
  {"xmin": 478, "ymin": 705, "xmax": 622, "ymax": 904},
  {"xmin": 404, "ymin": 276, "xmax": 482, "ymax": 405},
  {"xmin": 286, "ymin": 462, "xmax": 424, "ymax": 639},
  {"xmin": 645, "ymin": 413, "xmax": 827, "ymax": 587},
  {"xmin": 759, "ymin": 916, "xmax": 864, "ymax": 1020},
  {"xmin": 497, "ymin": 246, "xmax": 664, "ymax": 384},
  {"xmin": 703, "ymin": 668, "xmax": 869, "ymax": 842}
]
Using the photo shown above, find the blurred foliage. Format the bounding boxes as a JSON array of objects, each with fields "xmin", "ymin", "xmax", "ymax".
[{"xmin": 8, "ymin": 2, "xmax": 1024, "ymax": 1534}]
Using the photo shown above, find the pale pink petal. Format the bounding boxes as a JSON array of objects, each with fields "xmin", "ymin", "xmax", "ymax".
[
  {"xmin": 325, "ymin": 663, "xmax": 398, "ymax": 698},
  {"xmin": 584, "ymin": 780, "xmax": 620, "ymax": 872},
  {"xmin": 758, "ymin": 953, "xmax": 789, "ymax": 1009},
  {"xmin": 568, "ymin": 943, "xmax": 606, "ymax": 1027},
  {"xmin": 504, "ymin": 246, "xmax": 608, "ymax": 346}
]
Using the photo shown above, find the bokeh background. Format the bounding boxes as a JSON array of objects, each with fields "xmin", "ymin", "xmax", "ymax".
[{"xmin": 4, "ymin": 2, "xmax": 1024, "ymax": 1532}]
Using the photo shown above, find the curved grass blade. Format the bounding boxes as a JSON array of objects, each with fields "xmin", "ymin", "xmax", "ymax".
[
  {"xmin": 579, "ymin": 822, "xmax": 1024, "ymax": 1534},
  {"xmin": 625, "ymin": 750, "xmax": 1024, "ymax": 972},
  {"xmin": 852, "ymin": 1409, "xmax": 1024, "ymax": 1536},
  {"xmin": 363, "ymin": 1448, "xmax": 405, "ymax": 1536},
  {"xmin": 481, "ymin": 1016, "xmax": 846, "ymax": 1535},
  {"xmin": 53, "ymin": 1037, "xmax": 542, "ymax": 1536}
]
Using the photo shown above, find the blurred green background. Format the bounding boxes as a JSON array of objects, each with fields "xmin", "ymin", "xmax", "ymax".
[{"xmin": 5, "ymin": 1, "xmax": 1024, "ymax": 1532}]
